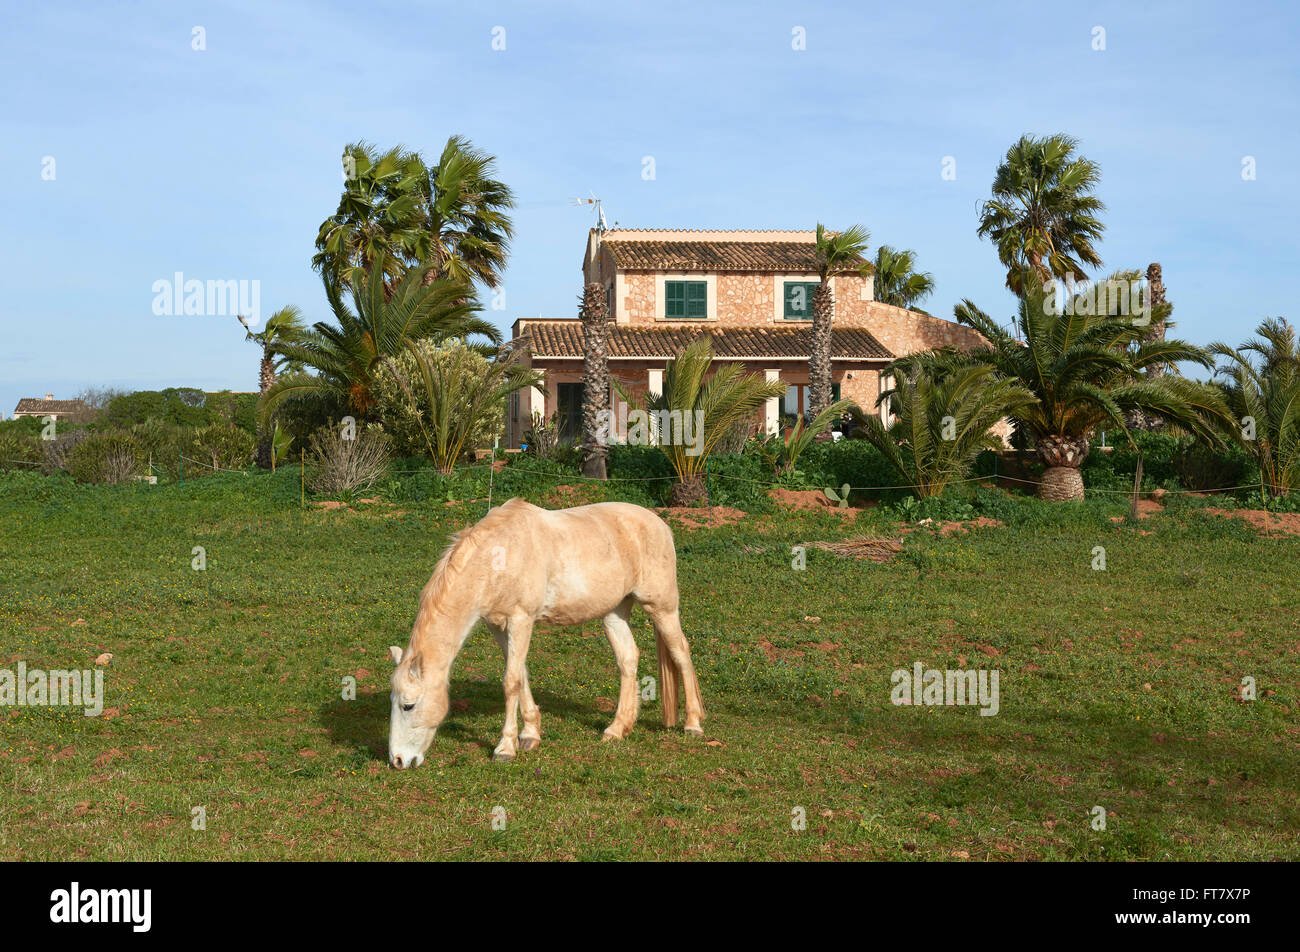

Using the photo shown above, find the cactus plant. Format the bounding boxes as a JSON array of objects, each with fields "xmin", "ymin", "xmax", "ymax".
[{"xmin": 823, "ymin": 483, "xmax": 852, "ymax": 508}]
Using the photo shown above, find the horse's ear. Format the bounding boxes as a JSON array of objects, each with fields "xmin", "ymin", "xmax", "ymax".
[{"xmin": 389, "ymin": 645, "xmax": 403, "ymax": 665}]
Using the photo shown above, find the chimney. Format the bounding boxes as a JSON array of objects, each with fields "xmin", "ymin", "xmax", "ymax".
[{"xmin": 45, "ymin": 393, "xmax": 53, "ymax": 400}]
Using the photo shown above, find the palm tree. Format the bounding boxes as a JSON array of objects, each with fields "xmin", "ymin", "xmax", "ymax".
[
  {"xmin": 579, "ymin": 282, "xmax": 611, "ymax": 479},
  {"xmin": 976, "ymin": 134, "xmax": 1106, "ymax": 294},
  {"xmin": 313, "ymin": 142, "xmax": 429, "ymax": 290},
  {"xmin": 953, "ymin": 268, "xmax": 1230, "ymax": 501},
  {"xmin": 422, "ymin": 135, "xmax": 515, "ymax": 290},
  {"xmin": 809, "ymin": 223, "xmax": 873, "ymax": 421},
  {"xmin": 620, "ymin": 337, "xmax": 786, "ymax": 506},
  {"xmin": 238, "ymin": 305, "xmax": 306, "ymax": 467},
  {"xmin": 238, "ymin": 306, "xmax": 307, "ymax": 396},
  {"xmin": 873, "ymin": 245, "xmax": 935, "ymax": 312},
  {"xmin": 313, "ymin": 137, "xmax": 515, "ymax": 294},
  {"xmin": 859, "ymin": 356, "xmax": 1037, "ymax": 498},
  {"xmin": 260, "ymin": 265, "xmax": 498, "ymax": 422},
  {"xmin": 756, "ymin": 399, "xmax": 857, "ymax": 477},
  {"xmin": 1209, "ymin": 317, "xmax": 1300, "ymax": 497}
]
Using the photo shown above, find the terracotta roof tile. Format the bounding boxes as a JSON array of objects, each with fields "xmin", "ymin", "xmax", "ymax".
[
  {"xmin": 518, "ymin": 321, "xmax": 891, "ymax": 361},
  {"xmin": 602, "ymin": 239, "xmax": 861, "ymax": 273}
]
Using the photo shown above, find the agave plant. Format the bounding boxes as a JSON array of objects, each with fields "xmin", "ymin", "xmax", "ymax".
[
  {"xmin": 953, "ymin": 269, "xmax": 1230, "ymax": 501},
  {"xmin": 1209, "ymin": 317, "xmax": 1300, "ymax": 497},
  {"xmin": 618, "ymin": 337, "xmax": 786, "ymax": 506},
  {"xmin": 858, "ymin": 355, "xmax": 1038, "ymax": 498}
]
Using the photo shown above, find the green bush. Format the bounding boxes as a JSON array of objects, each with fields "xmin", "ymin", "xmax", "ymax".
[
  {"xmin": 0, "ymin": 431, "xmax": 42, "ymax": 472},
  {"xmin": 68, "ymin": 432, "xmax": 144, "ymax": 484}
]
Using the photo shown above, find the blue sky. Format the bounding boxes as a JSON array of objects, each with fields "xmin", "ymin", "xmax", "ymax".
[{"xmin": 2, "ymin": 0, "xmax": 1296, "ymax": 414}]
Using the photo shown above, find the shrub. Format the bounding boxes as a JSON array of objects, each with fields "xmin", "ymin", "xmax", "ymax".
[
  {"xmin": 68, "ymin": 432, "xmax": 144, "ymax": 484},
  {"xmin": 40, "ymin": 428, "xmax": 92, "ymax": 474},
  {"xmin": 191, "ymin": 419, "xmax": 255, "ymax": 473},
  {"xmin": 306, "ymin": 424, "xmax": 392, "ymax": 496},
  {"xmin": 0, "ymin": 431, "xmax": 42, "ymax": 472}
]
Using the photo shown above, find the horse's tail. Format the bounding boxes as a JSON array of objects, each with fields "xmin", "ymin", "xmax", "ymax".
[{"xmin": 656, "ymin": 630, "xmax": 682, "ymax": 727}]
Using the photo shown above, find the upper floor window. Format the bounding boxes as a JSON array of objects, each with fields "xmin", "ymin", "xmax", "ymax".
[
  {"xmin": 665, "ymin": 280, "xmax": 708, "ymax": 319},
  {"xmin": 783, "ymin": 281, "xmax": 819, "ymax": 319}
]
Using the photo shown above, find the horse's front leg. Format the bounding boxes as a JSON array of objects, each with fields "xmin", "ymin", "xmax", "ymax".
[
  {"xmin": 488, "ymin": 622, "xmax": 541, "ymax": 754},
  {"xmin": 493, "ymin": 615, "xmax": 534, "ymax": 763}
]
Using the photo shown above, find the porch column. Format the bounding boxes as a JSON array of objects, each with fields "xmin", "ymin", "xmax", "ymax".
[{"xmin": 765, "ymin": 369, "xmax": 781, "ymax": 436}]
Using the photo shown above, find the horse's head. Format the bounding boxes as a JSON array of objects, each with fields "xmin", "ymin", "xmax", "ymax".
[{"xmin": 387, "ymin": 645, "xmax": 448, "ymax": 769}]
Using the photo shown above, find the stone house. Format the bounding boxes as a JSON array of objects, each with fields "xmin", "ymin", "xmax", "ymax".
[
  {"xmin": 12, "ymin": 394, "xmax": 97, "ymax": 423},
  {"xmin": 503, "ymin": 228, "xmax": 987, "ymax": 447}
]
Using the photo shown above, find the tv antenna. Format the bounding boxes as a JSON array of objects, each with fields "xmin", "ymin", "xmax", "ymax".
[{"xmin": 571, "ymin": 191, "xmax": 608, "ymax": 232}]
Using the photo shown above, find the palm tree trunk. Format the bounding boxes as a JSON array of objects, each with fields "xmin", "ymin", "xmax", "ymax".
[
  {"xmin": 1128, "ymin": 262, "xmax": 1168, "ymax": 431},
  {"xmin": 580, "ymin": 282, "xmax": 610, "ymax": 480},
  {"xmin": 808, "ymin": 283, "xmax": 834, "ymax": 425},
  {"xmin": 255, "ymin": 354, "xmax": 277, "ymax": 469},
  {"xmin": 669, "ymin": 474, "xmax": 707, "ymax": 507},
  {"xmin": 1035, "ymin": 434, "xmax": 1090, "ymax": 501}
]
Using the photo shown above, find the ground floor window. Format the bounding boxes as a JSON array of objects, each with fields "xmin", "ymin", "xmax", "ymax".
[
  {"xmin": 556, "ymin": 382, "xmax": 582, "ymax": 443},
  {"xmin": 781, "ymin": 381, "xmax": 840, "ymax": 425}
]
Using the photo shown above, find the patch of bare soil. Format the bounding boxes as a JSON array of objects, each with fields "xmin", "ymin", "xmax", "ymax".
[
  {"xmin": 1204, "ymin": 507, "xmax": 1300, "ymax": 537},
  {"xmin": 657, "ymin": 506, "xmax": 747, "ymax": 529},
  {"xmin": 768, "ymin": 487, "xmax": 874, "ymax": 519},
  {"xmin": 808, "ymin": 535, "xmax": 904, "ymax": 562},
  {"xmin": 1109, "ymin": 498, "xmax": 1165, "ymax": 525}
]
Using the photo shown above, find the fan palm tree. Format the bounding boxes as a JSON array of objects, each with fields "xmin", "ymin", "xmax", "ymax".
[
  {"xmin": 260, "ymin": 265, "xmax": 498, "ymax": 422},
  {"xmin": 953, "ymin": 268, "xmax": 1230, "ymax": 501},
  {"xmin": 238, "ymin": 305, "xmax": 307, "ymax": 467},
  {"xmin": 859, "ymin": 356, "xmax": 1037, "ymax": 498},
  {"xmin": 619, "ymin": 337, "xmax": 786, "ymax": 506},
  {"xmin": 1209, "ymin": 317, "xmax": 1300, "ymax": 497},
  {"xmin": 422, "ymin": 135, "xmax": 515, "ymax": 290},
  {"xmin": 238, "ymin": 306, "xmax": 307, "ymax": 396},
  {"xmin": 976, "ymin": 134, "xmax": 1106, "ymax": 294},
  {"xmin": 809, "ymin": 223, "xmax": 873, "ymax": 421},
  {"xmin": 873, "ymin": 245, "xmax": 935, "ymax": 312},
  {"xmin": 313, "ymin": 142, "xmax": 428, "ymax": 290},
  {"xmin": 313, "ymin": 137, "xmax": 515, "ymax": 294}
]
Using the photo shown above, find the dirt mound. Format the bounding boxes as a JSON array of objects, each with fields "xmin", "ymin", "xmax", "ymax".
[
  {"xmin": 769, "ymin": 487, "xmax": 873, "ymax": 518},
  {"xmin": 901, "ymin": 517, "xmax": 1004, "ymax": 536},
  {"xmin": 657, "ymin": 506, "xmax": 747, "ymax": 529},
  {"xmin": 1204, "ymin": 507, "xmax": 1300, "ymax": 537}
]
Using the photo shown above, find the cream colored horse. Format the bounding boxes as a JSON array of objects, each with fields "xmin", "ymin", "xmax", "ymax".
[{"xmin": 388, "ymin": 499, "xmax": 704, "ymax": 767}]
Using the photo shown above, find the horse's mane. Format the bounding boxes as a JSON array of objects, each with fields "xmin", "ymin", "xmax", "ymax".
[{"xmin": 420, "ymin": 498, "xmax": 531, "ymax": 613}]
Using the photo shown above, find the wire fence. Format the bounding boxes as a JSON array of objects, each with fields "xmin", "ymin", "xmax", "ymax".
[{"xmin": 3, "ymin": 451, "xmax": 1288, "ymax": 503}]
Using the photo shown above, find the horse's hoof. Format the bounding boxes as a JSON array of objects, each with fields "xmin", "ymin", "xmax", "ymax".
[
  {"xmin": 492, "ymin": 752, "xmax": 515, "ymax": 763},
  {"xmin": 518, "ymin": 737, "xmax": 539, "ymax": 751},
  {"xmin": 602, "ymin": 729, "xmax": 622, "ymax": 742},
  {"xmin": 684, "ymin": 726, "xmax": 704, "ymax": 737}
]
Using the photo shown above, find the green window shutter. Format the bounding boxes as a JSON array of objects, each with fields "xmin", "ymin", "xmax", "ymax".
[
  {"xmin": 784, "ymin": 281, "xmax": 817, "ymax": 319},
  {"xmin": 665, "ymin": 281, "xmax": 684, "ymax": 318},
  {"xmin": 832, "ymin": 382, "xmax": 841, "ymax": 402},
  {"xmin": 685, "ymin": 281, "xmax": 707, "ymax": 318}
]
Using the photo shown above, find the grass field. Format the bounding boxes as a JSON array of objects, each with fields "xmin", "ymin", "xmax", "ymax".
[{"xmin": 2, "ymin": 469, "xmax": 1297, "ymax": 861}]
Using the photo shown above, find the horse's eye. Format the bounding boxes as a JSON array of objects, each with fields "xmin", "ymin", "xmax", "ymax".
[{"xmin": 401, "ymin": 703, "xmax": 416, "ymax": 712}]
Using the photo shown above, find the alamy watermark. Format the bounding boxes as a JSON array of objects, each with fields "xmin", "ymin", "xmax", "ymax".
[
  {"xmin": 594, "ymin": 407, "xmax": 704, "ymax": 456},
  {"xmin": 152, "ymin": 272, "xmax": 261, "ymax": 326},
  {"xmin": 1042, "ymin": 276, "xmax": 1151, "ymax": 325},
  {"xmin": 1, "ymin": 662, "xmax": 104, "ymax": 716},
  {"xmin": 890, "ymin": 661, "xmax": 1000, "ymax": 716}
]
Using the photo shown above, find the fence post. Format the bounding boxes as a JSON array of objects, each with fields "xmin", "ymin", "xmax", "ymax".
[
  {"xmin": 178, "ymin": 447, "xmax": 183, "ymax": 485},
  {"xmin": 1130, "ymin": 453, "xmax": 1143, "ymax": 522},
  {"xmin": 300, "ymin": 449, "xmax": 305, "ymax": 509}
]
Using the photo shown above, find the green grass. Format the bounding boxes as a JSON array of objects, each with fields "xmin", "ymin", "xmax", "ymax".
[{"xmin": 1, "ymin": 469, "xmax": 1297, "ymax": 860}]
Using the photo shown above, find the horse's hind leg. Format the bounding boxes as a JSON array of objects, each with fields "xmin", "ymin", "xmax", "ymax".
[
  {"xmin": 488, "ymin": 623, "xmax": 542, "ymax": 753},
  {"xmin": 601, "ymin": 597, "xmax": 641, "ymax": 740},
  {"xmin": 644, "ymin": 604, "xmax": 704, "ymax": 736}
]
